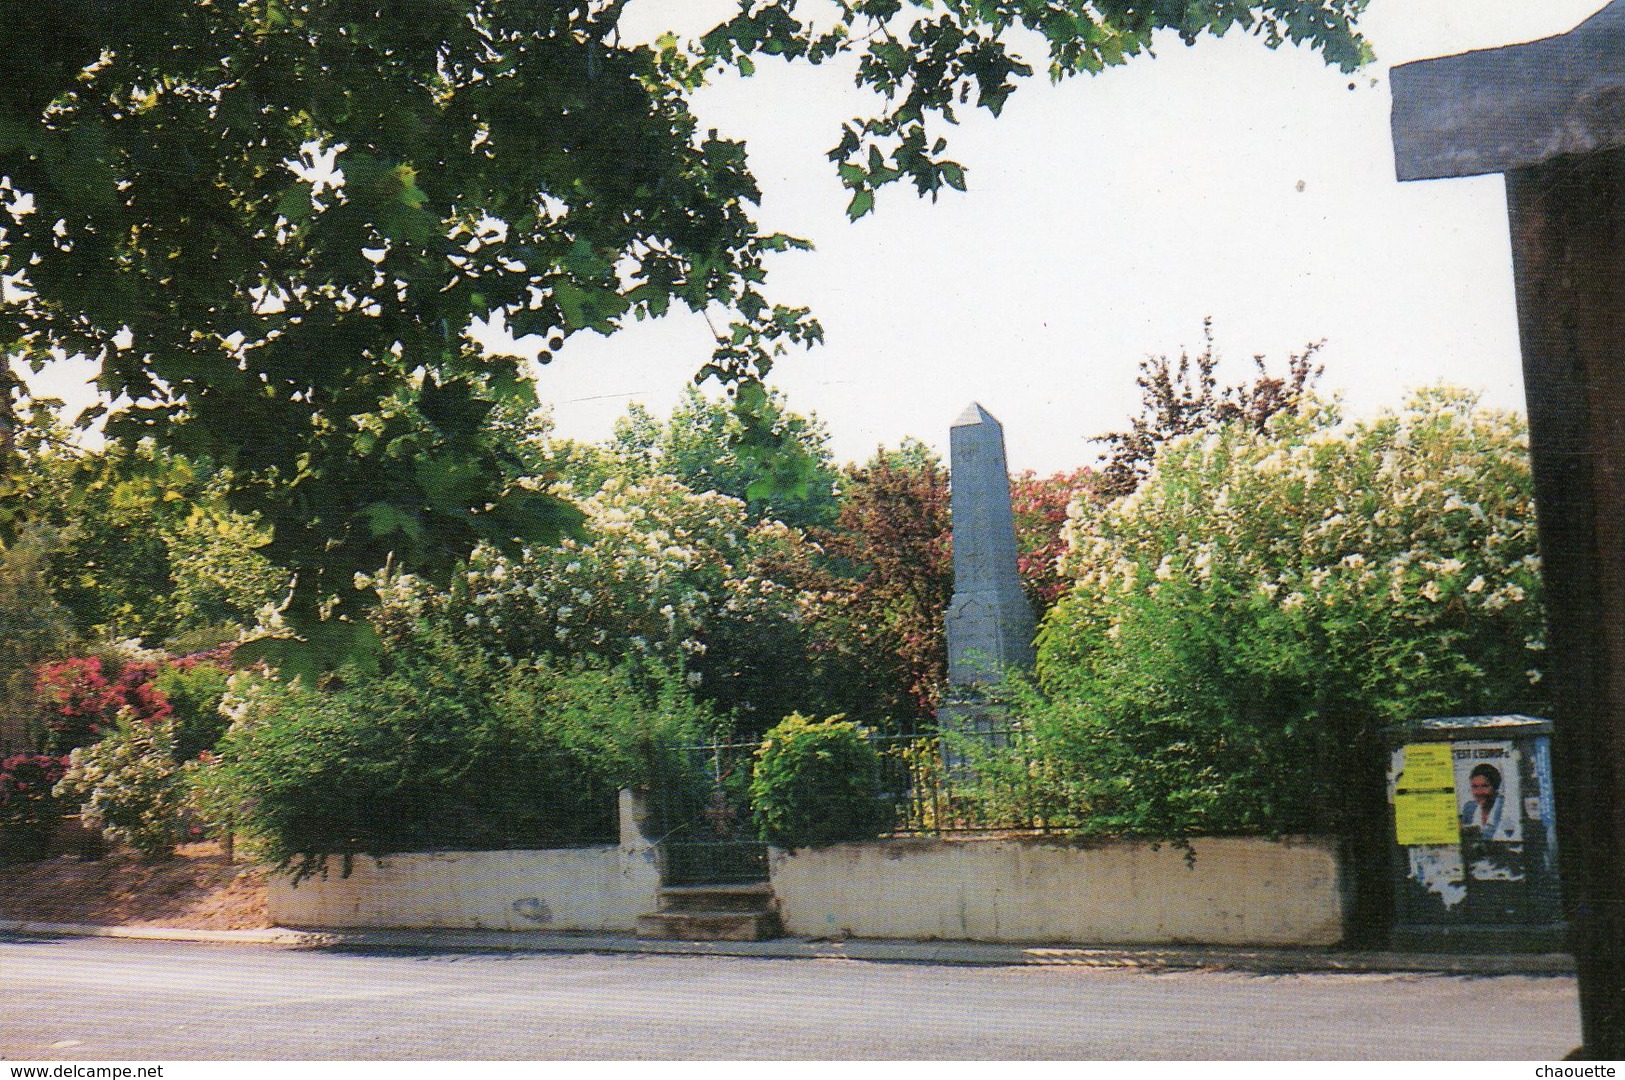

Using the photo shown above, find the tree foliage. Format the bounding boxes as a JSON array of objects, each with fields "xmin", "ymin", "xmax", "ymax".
[
  {"xmin": 4, "ymin": 419, "xmax": 287, "ymax": 647},
  {"xmin": 1097, "ymin": 319, "xmax": 1323, "ymax": 498},
  {"xmin": 0, "ymin": 1, "xmax": 1371, "ymax": 668},
  {"xmin": 609, "ymin": 385, "xmax": 840, "ymax": 530},
  {"xmin": 0, "ymin": 526, "xmax": 75, "ymax": 752},
  {"xmin": 808, "ymin": 446, "xmax": 954, "ymax": 730},
  {"xmin": 1012, "ymin": 467, "xmax": 1102, "ymax": 613}
]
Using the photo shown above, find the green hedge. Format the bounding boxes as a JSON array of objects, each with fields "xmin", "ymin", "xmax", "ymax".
[{"xmin": 199, "ymin": 646, "xmax": 714, "ymax": 879}]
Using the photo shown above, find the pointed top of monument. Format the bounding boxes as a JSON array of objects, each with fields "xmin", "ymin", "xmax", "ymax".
[{"xmin": 953, "ymin": 402, "xmax": 1001, "ymax": 429}]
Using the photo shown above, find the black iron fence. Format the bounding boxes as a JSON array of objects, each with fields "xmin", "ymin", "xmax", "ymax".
[
  {"xmin": 877, "ymin": 726, "xmax": 1084, "ymax": 835},
  {"xmin": 652, "ymin": 724, "xmax": 1077, "ymax": 863}
]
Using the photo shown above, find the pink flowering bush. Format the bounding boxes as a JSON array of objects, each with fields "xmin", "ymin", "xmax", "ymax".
[
  {"xmin": 34, "ymin": 656, "xmax": 172, "ymax": 753},
  {"xmin": 0, "ymin": 752, "xmax": 70, "ymax": 828},
  {"xmin": 29, "ymin": 648, "xmax": 233, "ymax": 759}
]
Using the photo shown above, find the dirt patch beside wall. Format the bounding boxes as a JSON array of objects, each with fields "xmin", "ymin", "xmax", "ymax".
[{"xmin": 0, "ymin": 841, "xmax": 270, "ymax": 930}]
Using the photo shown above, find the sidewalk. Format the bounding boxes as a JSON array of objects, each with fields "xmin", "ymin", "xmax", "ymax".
[{"xmin": 0, "ymin": 918, "xmax": 1576, "ymax": 976}]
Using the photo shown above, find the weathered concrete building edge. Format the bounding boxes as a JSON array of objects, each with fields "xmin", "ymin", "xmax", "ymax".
[{"xmin": 1391, "ymin": 2, "xmax": 1625, "ymax": 181}]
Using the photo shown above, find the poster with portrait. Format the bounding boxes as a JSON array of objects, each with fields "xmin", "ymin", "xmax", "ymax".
[{"xmin": 1452, "ymin": 741, "xmax": 1522, "ymax": 843}]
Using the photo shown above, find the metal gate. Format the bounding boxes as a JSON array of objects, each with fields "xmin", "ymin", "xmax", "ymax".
[{"xmin": 655, "ymin": 740, "xmax": 768, "ymax": 885}]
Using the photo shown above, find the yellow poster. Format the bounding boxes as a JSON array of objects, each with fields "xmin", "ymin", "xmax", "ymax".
[
  {"xmin": 1397, "ymin": 742, "xmax": 1455, "ymax": 792},
  {"xmin": 1393, "ymin": 742, "xmax": 1461, "ymax": 845},
  {"xmin": 1394, "ymin": 790, "xmax": 1461, "ymax": 845}
]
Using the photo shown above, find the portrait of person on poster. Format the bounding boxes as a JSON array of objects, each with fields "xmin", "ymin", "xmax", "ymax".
[{"xmin": 1454, "ymin": 743, "xmax": 1522, "ymax": 843}]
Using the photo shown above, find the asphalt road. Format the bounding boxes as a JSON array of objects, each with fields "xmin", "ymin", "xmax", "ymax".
[{"xmin": 0, "ymin": 936, "xmax": 1582, "ymax": 1060}]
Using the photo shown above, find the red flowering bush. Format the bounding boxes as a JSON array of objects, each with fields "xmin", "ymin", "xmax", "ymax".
[
  {"xmin": 0, "ymin": 753, "xmax": 70, "ymax": 827},
  {"xmin": 34, "ymin": 656, "xmax": 172, "ymax": 753}
]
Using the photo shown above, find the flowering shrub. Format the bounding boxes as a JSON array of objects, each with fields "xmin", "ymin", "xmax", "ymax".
[
  {"xmin": 0, "ymin": 753, "xmax": 70, "ymax": 828},
  {"xmin": 377, "ymin": 472, "xmax": 823, "ymax": 731},
  {"xmin": 54, "ymin": 716, "xmax": 195, "ymax": 859},
  {"xmin": 393, "ymin": 475, "xmax": 755, "ymax": 666},
  {"xmin": 29, "ymin": 648, "xmax": 233, "ymax": 760},
  {"xmin": 34, "ymin": 655, "xmax": 172, "ymax": 753},
  {"xmin": 1028, "ymin": 388, "xmax": 1544, "ymax": 844}
]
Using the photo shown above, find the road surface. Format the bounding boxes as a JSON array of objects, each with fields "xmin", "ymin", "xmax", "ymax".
[{"xmin": 0, "ymin": 936, "xmax": 1581, "ymax": 1059}]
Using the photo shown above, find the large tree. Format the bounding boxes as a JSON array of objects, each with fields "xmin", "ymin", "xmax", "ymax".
[
  {"xmin": 4, "ymin": 415, "xmax": 286, "ymax": 648},
  {"xmin": 608, "ymin": 385, "xmax": 840, "ymax": 531},
  {"xmin": 812, "ymin": 445, "xmax": 954, "ymax": 731},
  {"xmin": 0, "ymin": 1, "xmax": 1371, "ymax": 667}
]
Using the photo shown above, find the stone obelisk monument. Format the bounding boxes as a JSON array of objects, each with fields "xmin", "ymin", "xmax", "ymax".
[{"xmin": 945, "ymin": 403, "xmax": 1036, "ymax": 696}]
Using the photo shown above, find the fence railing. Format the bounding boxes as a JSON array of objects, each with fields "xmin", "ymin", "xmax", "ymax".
[{"xmin": 655, "ymin": 725, "xmax": 1078, "ymax": 845}]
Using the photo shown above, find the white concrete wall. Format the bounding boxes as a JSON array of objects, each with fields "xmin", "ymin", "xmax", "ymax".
[
  {"xmin": 269, "ymin": 790, "xmax": 664, "ymax": 931},
  {"xmin": 268, "ymin": 843, "xmax": 663, "ymax": 931},
  {"xmin": 769, "ymin": 836, "xmax": 1347, "ymax": 946}
]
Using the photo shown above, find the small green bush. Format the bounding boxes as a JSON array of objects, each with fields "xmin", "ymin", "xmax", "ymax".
[
  {"xmin": 54, "ymin": 715, "xmax": 195, "ymax": 860},
  {"xmin": 750, "ymin": 714, "xmax": 889, "ymax": 848},
  {"xmin": 153, "ymin": 657, "xmax": 232, "ymax": 760}
]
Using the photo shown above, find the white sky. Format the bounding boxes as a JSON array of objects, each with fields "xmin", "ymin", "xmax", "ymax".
[
  {"xmin": 534, "ymin": 0, "xmax": 1607, "ymax": 473},
  {"xmin": 24, "ymin": 0, "xmax": 1612, "ymax": 474}
]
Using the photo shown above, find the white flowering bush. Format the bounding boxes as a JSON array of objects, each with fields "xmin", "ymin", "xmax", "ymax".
[
  {"xmin": 1025, "ymin": 387, "xmax": 1544, "ymax": 841},
  {"xmin": 386, "ymin": 475, "xmax": 744, "ymax": 663},
  {"xmin": 54, "ymin": 714, "xmax": 197, "ymax": 860},
  {"xmin": 381, "ymin": 473, "xmax": 822, "ymax": 729}
]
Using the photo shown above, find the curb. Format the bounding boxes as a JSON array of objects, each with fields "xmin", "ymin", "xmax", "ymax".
[
  {"xmin": 0, "ymin": 920, "xmax": 337, "ymax": 947},
  {"xmin": 0, "ymin": 920, "xmax": 1576, "ymax": 976}
]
